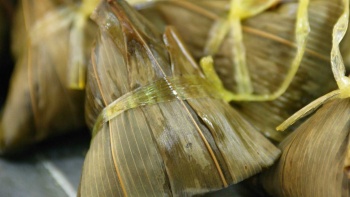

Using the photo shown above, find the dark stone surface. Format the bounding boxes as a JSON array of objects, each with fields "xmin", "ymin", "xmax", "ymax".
[{"xmin": 0, "ymin": 130, "xmax": 90, "ymax": 197}]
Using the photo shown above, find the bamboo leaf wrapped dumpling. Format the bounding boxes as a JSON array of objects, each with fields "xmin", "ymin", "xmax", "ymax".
[
  {"xmin": 138, "ymin": 0, "xmax": 343, "ymax": 141},
  {"xmin": 260, "ymin": 0, "xmax": 350, "ymax": 195},
  {"xmin": 0, "ymin": 0, "xmax": 97, "ymax": 153},
  {"xmin": 79, "ymin": 0, "xmax": 280, "ymax": 196},
  {"xmin": 261, "ymin": 98, "xmax": 350, "ymax": 197}
]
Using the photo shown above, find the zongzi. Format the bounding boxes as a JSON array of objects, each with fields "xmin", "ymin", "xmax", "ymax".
[
  {"xmin": 79, "ymin": 0, "xmax": 280, "ymax": 196},
  {"xmin": 261, "ymin": 0, "xmax": 350, "ymax": 195},
  {"xmin": 0, "ymin": 0, "xmax": 97, "ymax": 153},
  {"xmin": 138, "ymin": 0, "xmax": 342, "ymax": 142},
  {"xmin": 261, "ymin": 98, "xmax": 350, "ymax": 197}
]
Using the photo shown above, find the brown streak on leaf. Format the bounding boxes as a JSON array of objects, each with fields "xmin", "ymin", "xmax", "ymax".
[
  {"xmin": 91, "ymin": 46, "xmax": 108, "ymax": 106},
  {"xmin": 110, "ymin": 1, "xmax": 167, "ymax": 77},
  {"xmin": 166, "ymin": 0, "xmax": 220, "ymax": 21},
  {"xmin": 242, "ymin": 26, "xmax": 329, "ymax": 62},
  {"xmin": 91, "ymin": 42, "xmax": 128, "ymax": 196},
  {"xmin": 180, "ymin": 101, "xmax": 228, "ymax": 187},
  {"xmin": 111, "ymin": 1, "xmax": 228, "ymax": 187},
  {"xmin": 109, "ymin": 96, "xmax": 128, "ymax": 197},
  {"xmin": 165, "ymin": 0, "xmax": 329, "ymax": 63}
]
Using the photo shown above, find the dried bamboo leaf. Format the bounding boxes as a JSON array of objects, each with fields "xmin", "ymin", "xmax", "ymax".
[
  {"xmin": 346, "ymin": 138, "xmax": 350, "ymax": 178},
  {"xmin": 261, "ymin": 1, "xmax": 350, "ymax": 195},
  {"xmin": 138, "ymin": 0, "xmax": 342, "ymax": 141},
  {"xmin": 260, "ymin": 98, "xmax": 350, "ymax": 197},
  {"xmin": 79, "ymin": 0, "xmax": 280, "ymax": 196},
  {"xmin": 137, "ymin": 1, "xmax": 227, "ymax": 60},
  {"xmin": 0, "ymin": 0, "xmax": 96, "ymax": 153},
  {"xmin": 276, "ymin": 0, "xmax": 350, "ymax": 129},
  {"xmin": 204, "ymin": 0, "xmax": 279, "ymax": 95}
]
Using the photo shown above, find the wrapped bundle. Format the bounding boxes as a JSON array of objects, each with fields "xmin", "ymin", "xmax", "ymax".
[
  {"xmin": 138, "ymin": 0, "xmax": 342, "ymax": 141},
  {"xmin": 261, "ymin": 0, "xmax": 350, "ymax": 195},
  {"xmin": 0, "ymin": 0, "xmax": 97, "ymax": 153},
  {"xmin": 261, "ymin": 98, "xmax": 350, "ymax": 197},
  {"xmin": 79, "ymin": 0, "xmax": 280, "ymax": 196}
]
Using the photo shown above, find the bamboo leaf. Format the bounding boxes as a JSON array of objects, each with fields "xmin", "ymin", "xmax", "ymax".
[
  {"xmin": 261, "ymin": 0, "xmax": 350, "ymax": 194},
  {"xmin": 138, "ymin": 0, "xmax": 343, "ymax": 141},
  {"xmin": 261, "ymin": 98, "xmax": 350, "ymax": 197},
  {"xmin": 0, "ymin": 0, "xmax": 96, "ymax": 153},
  {"xmin": 79, "ymin": 0, "xmax": 280, "ymax": 196}
]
